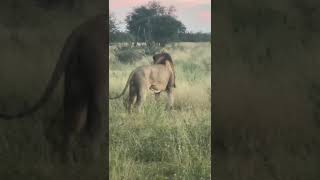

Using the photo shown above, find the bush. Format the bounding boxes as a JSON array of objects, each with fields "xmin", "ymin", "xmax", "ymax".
[
  {"xmin": 144, "ymin": 42, "xmax": 162, "ymax": 56},
  {"xmin": 114, "ymin": 46, "xmax": 144, "ymax": 64}
]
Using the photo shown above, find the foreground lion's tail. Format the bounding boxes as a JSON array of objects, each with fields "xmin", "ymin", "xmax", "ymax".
[
  {"xmin": 109, "ymin": 70, "xmax": 135, "ymax": 100},
  {"xmin": 0, "ymin": 34, "xmax": 76, "ymax": 120}
]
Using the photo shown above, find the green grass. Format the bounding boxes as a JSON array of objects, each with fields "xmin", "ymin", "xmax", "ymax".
[{"xmin": 109, "ymin": 42, "xmax": 211, "ymax": 179}]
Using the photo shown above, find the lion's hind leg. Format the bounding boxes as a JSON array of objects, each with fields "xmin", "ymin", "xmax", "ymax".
[
  {"xmin": 62, "ymin": 98, "xmax": 88, "ymax": 163},
  {"xmin": 166, "ymin": 88, "xmax": 174, "ymax": 110},
  {"xmin": 135, "ymin": 86, "xmax": 146, "ymax": 113},
  {"xmin": 127, "ymin": 85, "xmax": 137, "ymax": 113},
  {"xmin": 82, "ymin": 91, "xmax": 106, "ymax": 162}
]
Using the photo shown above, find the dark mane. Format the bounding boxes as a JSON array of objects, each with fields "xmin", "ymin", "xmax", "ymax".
[
  {"xmin": 152, "ymin": 52, "xmax": 173, "ymax": 64},
  {"xmin": 152, "ymin": 52, "xmax": 176, "ymax": 88}
]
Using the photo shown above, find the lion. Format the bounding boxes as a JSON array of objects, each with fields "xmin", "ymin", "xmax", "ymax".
[
  {"xmin": 0, "ymin": 14, "xmax": 107, "ymax": 163},
  {"xmin": 109, "ymin": 52, "xmax": 175, "ymax": 113},
  {"xmin": 152, "ymin": 52, "xmax": 176, "ymax": 88}
]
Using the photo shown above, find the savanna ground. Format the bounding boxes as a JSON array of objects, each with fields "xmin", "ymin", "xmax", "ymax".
[{"xmin": 109, "ymin": 42, "xmax": 211, "ymax": 179}]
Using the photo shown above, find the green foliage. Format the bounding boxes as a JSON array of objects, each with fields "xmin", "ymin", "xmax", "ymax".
[
  {"xmin": 109, "ymin": 13, "xmax": 118, "ymax": 42},
  {"xmin": 112, "ymin": 32, "xmax": 135, "ymax": 43},
  {"xmin": 179, "ymin": 32, "xmax": 211, "ymax": 42},
  {"xmin": 150, "ymin": 15, "xmax": 185, "ymax": 46},
  {"xmin": 143, "ymin": 42, "xmax": 161, "ymax": 55},
  {"xmin": 125, "ymin": 1, "xmax": 186, "ymax": 46},
  {"xmin": 114, "ymin": 46, "xmax": 144, "ymax": 64}
]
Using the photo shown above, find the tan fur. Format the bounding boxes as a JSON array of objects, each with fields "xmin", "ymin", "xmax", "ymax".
[{"xmin": 110, "ymin": 53, "xmax": 175, "ymax": 112}]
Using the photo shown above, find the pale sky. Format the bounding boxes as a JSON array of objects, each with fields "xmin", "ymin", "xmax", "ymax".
[{"xmin": 110, "ymin": 0, "xmax": 211, "ymax": 33}]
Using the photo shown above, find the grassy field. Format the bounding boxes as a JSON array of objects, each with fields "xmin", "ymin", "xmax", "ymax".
[{"xmin": 109, "ymin": 42, "xmax": 211, "ymax": 179}]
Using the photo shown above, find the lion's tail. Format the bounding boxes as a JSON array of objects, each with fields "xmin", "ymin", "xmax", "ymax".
[
  {"xmin": 109, "ymin": 70, "xmax": 135, "ymax": 100},
  {"xmin": 0, "ymin": 34, "xmax": 76, "ymax": 120}
]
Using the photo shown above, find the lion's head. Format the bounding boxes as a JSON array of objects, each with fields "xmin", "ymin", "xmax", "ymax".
[{"xmin": 153, "ymin": 52, "xmax": 173, "ymax": 65}]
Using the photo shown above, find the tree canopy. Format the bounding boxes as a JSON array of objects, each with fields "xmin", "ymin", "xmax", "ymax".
[
  {"xmin": 109, "ymin": 1, "xmax": 211, "ymax": 44},
  {"xmin": 109, "ymin": 13, "xmax": 118, "ymax": 42},
  {"xmin": 125, "ymin": 1, "xmax": 186, "ymax": 46}
]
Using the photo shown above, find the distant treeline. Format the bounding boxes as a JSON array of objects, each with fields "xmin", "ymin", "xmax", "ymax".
[
  {"xmin": 178, "ymin": 32, "xmax": 211, "ymax": 42},
  {"xmin": 110, "ymin": 31, "xmax": 211, "ymax": 43},
  {"xmin": 109, "ymin": 1, "xmax": 211, "ymax": 46}
]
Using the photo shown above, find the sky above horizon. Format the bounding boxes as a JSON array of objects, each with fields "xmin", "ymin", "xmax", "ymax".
[{"xmin": 110, "ymin": 0, "xmax": 211, "ymax": 33}]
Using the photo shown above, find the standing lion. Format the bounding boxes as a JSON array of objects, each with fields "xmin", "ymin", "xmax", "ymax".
[{"xmin": 110, "ymin": 52, "xmax": 176, "ymax": 113}]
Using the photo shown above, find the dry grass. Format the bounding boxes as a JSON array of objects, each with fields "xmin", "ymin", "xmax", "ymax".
[{"xmin": 109, "ymin": 42, "xmax": 211, "ymax": 179}]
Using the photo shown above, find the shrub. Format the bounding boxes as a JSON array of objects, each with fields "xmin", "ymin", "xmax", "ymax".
[
  {"xmin": 114, "ymin": 46, "xmax": 144, "ymax": 64},
  {"xmin": 144, "ymin": 42, "xmax": 162, "ymax": 56}
]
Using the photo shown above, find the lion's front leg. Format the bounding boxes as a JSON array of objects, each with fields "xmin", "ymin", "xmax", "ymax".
[
  {"xmin": 166, "ymin": 88, "xmax": 174, "ymax": 110},
  {"xmin": 127, "ymin": 85, "xmax": 137, "ymax": 113},
  {"xmin": 135, "ymin": 87, "xmax": 146, "ymax": 113}
]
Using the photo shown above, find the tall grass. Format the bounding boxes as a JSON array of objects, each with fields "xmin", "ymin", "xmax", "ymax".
[
  {"xmin": 213, "ymin": 2, "xmax": 320, "ymax": 179},
  {"xmin": 213, "ymin": 61, "xmax": 320, "ymax": 180},
  {"xmin": 109, "ymin": 42, "xmax": 211, "ymax": 179}
]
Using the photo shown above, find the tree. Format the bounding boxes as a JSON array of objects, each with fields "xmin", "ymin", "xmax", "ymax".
[
  {"xmin": 179, "ymin": 32, "xmax": 211, "ymax": 42},
  {"xmin": 109, "ymin": 14, "xmax": 135, "ymax": 43},
  {"xmin": 125, "ymin": 1, "xmax": 185, "ymax": 46},
  {"xmin": 109, "ymin": 13, "xmax": 119, "ymax": 42},
  {"xmin": 151, "ymin": 15, "xmax": 185, "ymax": 46}
]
